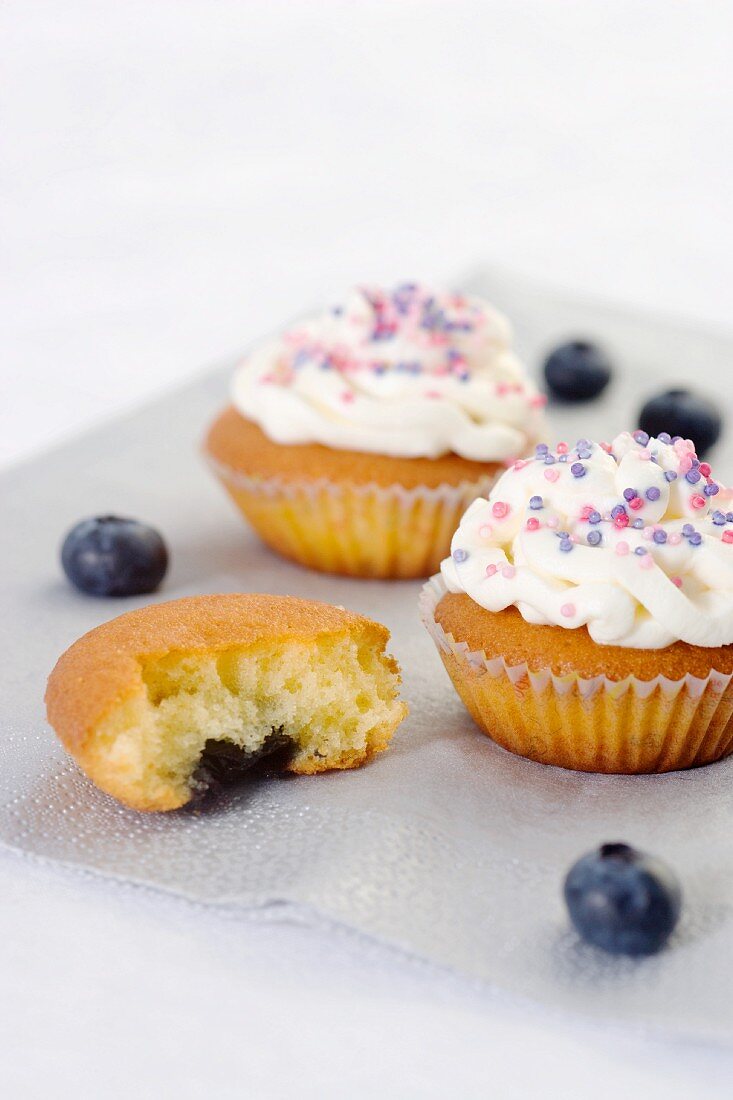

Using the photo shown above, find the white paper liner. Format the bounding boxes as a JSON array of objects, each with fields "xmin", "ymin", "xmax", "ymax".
[{"xmin": 419, "ymin": 574, "xmax": 733, "ymax": 702}]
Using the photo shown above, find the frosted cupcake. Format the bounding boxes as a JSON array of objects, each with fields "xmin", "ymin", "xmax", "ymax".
[
  {"xmin": 421, "ymin": 431, "xmax": 733, "ymax": 772},
  {"xmin": 205, "ymin": 284, "xmax": 545, "ymax": 578}
]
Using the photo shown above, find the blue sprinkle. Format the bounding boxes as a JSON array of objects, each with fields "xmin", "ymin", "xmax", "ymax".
[
  {"xmin": 712, "ymin": 511, "xmax": 726, "ymax": 525},
  {"xmin": 632, "ymin": 518, "xmax": 644, "ymax": 528},
  {"xmin": 559, "ymin": 538, "xmax": 573, "ymax": 552},
  {"xmin": 588, "ymin": 511, "xmax": 602, "ymax": 524},
  {"xmin": 686, "ymin": 469, "xmax": 701, "ymax": 484},
  {"xmin": 571, "ymin": 462, "xmax": 586, "ymax": 478},
  {"xmin": 529, "ymin": 495, "xmax": 544, "ymax": 509},
  {"xmin": 704, "ymin": 483, "xmax": 719, "ymax": 496},
  {"xmin": 587, "ymin": 530, "xmax": 602, "ymax": 546},
  {"xmin": 682, "ymin": 523, "xmax": 695, "ymax": 536},
  {"xmin": 623, "ymin": 488, "xmax": 637, "ymax": 502},
  {"xmin": 559, "ymin": 454, "xmax": 569, "ymax": 463},
  {"xmin": 664, "ymin": 471, "xmax": 677, "ymax": 482},
  {"xmin": 727, "ymin": 512, "xmax": 733, "ymax": 523},
  {"xmin": 634, "ymin": 430, "xmax": 650, "ymax": 446},
  {"xmin": 544, "ymin": 453, "xmax": 556, "ymax": 465},
  {"xmin": 653, "ymin": 530, "xmax": 667, "ymax": 544},
  {"xmin": 611, "ymin": 504, "xmax": 627, "ymax": 519},
  {"xmin": 453, "ymin": 548, "xmax": 469, "ymax": 563},
  {"xmin": 634, "ymin": 547, "xmax": 648, "ymax": 556},
  {"xmin": 658, "ymin": 432, "xmax": 672, "ymax": 444},
  {"xmin": 646, "ymin": 486, "xmax": 661, "ymax": 501},
  {"xmin": 689, "ymin": 532, "xmax": 702, "ymax": 546}
]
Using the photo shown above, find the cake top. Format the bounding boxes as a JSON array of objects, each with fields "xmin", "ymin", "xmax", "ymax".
[
  {"xmin": 442, "ymin": 431, "xmax": 733, "ymax": 649},
  {"xmin": 231, "ymin": 284, "xmax": 545, "ymax": 461}
]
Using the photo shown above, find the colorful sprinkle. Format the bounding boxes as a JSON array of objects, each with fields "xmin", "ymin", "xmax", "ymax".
[
  {"xmin": 558, "ymin": 538, "xmax": 573, "ymax": 552},
  {"xmin": 699, "ymin": 462, "xmax": 712, "ymax": 476},
  {"xmin": 478, "ymin": 523, "xmax": 493, "ymax": 538},
  {"xmin": 653, "ymin": 530, "xmax": 667, "ymax": 544},
  {"xmin": 723, "ymin": 531, "xmax": 733, "ymax": 544},
  {"xmin": 526, "ymin": 517, "xmax": 540, "ymax": 531},
  {"xmin": 544, "ymin": 468, "xmax": 560, "ymax": 482},
  {"xmin": 570, "ymin": 462, "xmax": 586, "ymax": 478},
  {"xmin": 492, "ymin": 501, "xmax": 509, "ymax": 519},
  {"xmin": 672, "ymin": 576, "xmax": 683, "ymax": 587},
  {"xmin": 668, "ymin": 533, "xmax": 682, "ymax": 545},
  {"xmin": 646, "ymin": 487, "xmax": 661, "ymax": 501},
  {"xmin": 485, "ymin": 563, "xmax": 498, "ymax": 577},
  {"xmin": 557, "ymin": 442, "xmax": 569, "ymax": 455},
  {"xmin": 639, "ymin": 554, "xmax": 654, "ymax": 570},
  {"xmin": 704, "ymin": 483, "xmax": 720, "ymax": 496},
  {"xmin": 623, "ymin": 488, "xmax": 637, "ymax": 501},
  {"xmin": 633, "ymin": 430, "xmax": 650, "ymax": 445},
  {"xmin": 615, "ymin": 541, "xmax": 630, "ymax": 556},
  {"xmin": 664, "ymin": 471, "xmax": 677, "ymax": 482},
  {"xmin": 635, "ymin": 547, "xmax": 648, "ymax": 555},
  {"xmin": 685, "ymin": 469, "xmax": 702, "ymax": 484},
  {"xmin": 588, "ymin": 510, "xmax": 602, "ymax": 524},
  {"xmin": 629, "ymin": 497, "xmax": 644, "ymax": 511},
  {"xmin": 560, "ymin": 603, "xmax": 576, "ymax": 618},
  {"xmin": 690, "ymin": 494, "xmax": 706, "ymax": 510},
  {"xmin": 587, "ymin": 530, "xmax": 602, "ymax": 546},
  {"xmin": 501, "ymin": 564, "xmax": 516, "ymax": 579},
  {"xmin": 453, "ymin": 548, "xmax": 468, "ymax": 563},
  {"xmin": 689, "ymin": 532, "xmax": 703, "ymax": 546}
]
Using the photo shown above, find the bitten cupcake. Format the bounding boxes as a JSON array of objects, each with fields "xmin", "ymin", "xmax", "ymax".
[
  {"xmin": 421, "ymin": 431, "xmax": 733, "ymax": 773},
  {"xmin": 205, "ymin": 284, "xmax": 545, "ymax": 578}
]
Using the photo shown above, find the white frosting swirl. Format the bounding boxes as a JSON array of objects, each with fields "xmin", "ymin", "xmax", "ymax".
[
  {"xmin": 231, "ymin": 284, "xmax": 545, "ymax": 461},
  {"xmin": 442, "ymin": 431, "xmax": 733, "ymax": 649}
]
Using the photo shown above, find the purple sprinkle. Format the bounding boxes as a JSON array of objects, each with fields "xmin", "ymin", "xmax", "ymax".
[
  {"xmin": 577, "ymin": 448, "xmax": 592, "ymax": 460},
  {"xmin": 587, "ymin": 530, "xmax": 602, "ymax": 546},
  {"xmin": 611, "ymin": 504, "xmax": 627, "ymax": 519},
  {"xmin": 704, "ymin": 483, "xmax": 720, "ymax": 496},
  {"xmin": 559, "ymin": 454, "xmax": 569, "ymax": 463},
  {"xmin": 691, "ymin": 458, "xmax": 700, "ymax": 468},
  {"xmin": 571, "ymin": 462, "xmax": 586, "ymax": 478},
  {"xmin": 453, "ymin": 548, "xmax": 468, "ymax": 563},
  {"xmin": 682, "ymin": 523, "xmax": 695, "ymax": 536},
  {"xmin": 556, "ymin": 531, "xmax": 570, "ymax": 539},
  {"xmin": 623, "ymin": 488, "xmax": 637, "ymax": 502},
  {"xmin": 529, "ymin": 495, "xmax": 544, "ymax": 510},
  {"xmin": 686, "ymin": 469, "xmax": 702, "ymax": 484},
  {"xmin": 712, "ymin": 510, "xmax": 726, "ymax": 525},
  {"xmin": 672, "ymin": 435, "xmax": 682, "ymax": 444},
  {"xmin": 634, "ymin": 430, "xmax": 650, "ymax": 446},
  {"xmin": 634, "ymin": 547, "xmax": 648, "ymax": 556},
  {"xmin": 632, "ymin": 518, "xmax": 644, "ymax": 528},
  {"xmin": 588, "ymin": 511, "xmax": 602, "ymax": 524},
  {"xmin": 653, "ymin": 530, "xmax": 667, "ymax": 544},
  {"xmin": 536, "ymin": 443, "xmax": 549, "ymax": 454},
  {"xmin": 575, "ymin": 438, "xmax": 590, "ymax": 449},
  {"xmin": 544, "ymin": 453, "xmax": 556, "ymax": 465},
  {"xmin": 727, "ymin": 512, "xmax": 733, "ymax": 523},
  {"xmin": 658, "ymin": 432, "xmax": 672, "ymax": 444},
  {"xmin": 664, "ymin": 471, "xmax": 677, "ymax": 482},
  {"xmin": 646, "ymin": 486, "xmax": 661, "ymax": 501},
  {"xmin": 689, "ymin": 532, "xmax": 702, "ymax": 546},
  {"xmin": 559, "ymin": 538, "xmax": 573, "ymax": 552}
]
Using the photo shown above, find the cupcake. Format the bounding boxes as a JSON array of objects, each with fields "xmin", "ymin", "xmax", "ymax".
[
  {"xmin": 421, "ymin": 431, "xmax": 733, "ymax": 773},
  {"xmin": 205, "ymin": 284, "xmax": 545, "ymax": 578}
]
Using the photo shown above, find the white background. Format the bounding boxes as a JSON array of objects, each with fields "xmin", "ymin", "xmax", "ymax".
[{"xmin": 2, "ymin": 2, "xmax": 733, "ymax": 1096}]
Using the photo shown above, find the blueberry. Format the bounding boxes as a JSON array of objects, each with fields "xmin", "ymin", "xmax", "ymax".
[
  {"xmin": 563, "ymin": 842, "xmax": 681, "ymax": 956},
  {"xmin": 543, "ymin": 341, "xmax": 612, "ymax": 402},
  {"xmin": 638, "ymin": 389, "xmax": 722, "ymax": 458},
  {"xmin": 61, "ymin": 516, "xmax": 169, "ymax": 597}
]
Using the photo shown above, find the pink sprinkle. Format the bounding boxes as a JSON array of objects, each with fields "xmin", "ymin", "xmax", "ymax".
[
  {"xmin": 561, "ymin": 603, "xmax": 576, "ymax": 618},
  {"xmin": 478, "ymin": 523, "xmax": 493, "ymax": 538},
  {"xmin": 492, "ymin": 501, "xmax": 509, "ymax": 519},
  {"xmin": 643, "ymin": 526, "xmax": 655, "ymax": 540},
  {"xmin": 544, "ymin": 468, "xmax": 560, "ymax": 483},
  {"xmin": 668, "ymin": 533, "xmax": 682, "ymax": 545},
  {"xmin": 501, "ymin": 565, "xmax": 516, "ymax": 579},
  {"xmin": 723, "ymin": 531, "xmax": 733, "ymax": 544},
  {"xmin": 672, "ymin": 576, "xmax": 683, "ymax": 587},
  {"xmin": 341, "ymin": 391, "xmax": 355, "ymax": 403},
  {"xmin": 580, "ymin": 505, "xmax": 594, "ymax": 521},
  {"xmin": 485, "ymin": 564, "xmax": 498, "ymax": 577},
  {"xmin": 530, "ymin": 394, "xmax": 548, "ymax": 408},
  {"xmin": 547, "ymin": 517, "xmax": 559, "ymax": 529},
  {"xmin": 640, "ymin": 554, "xmax": 654, "ymax": 570},
  {"xmin": 638, "ymin": 449, "xmax": 651, "ymax": 461},
  {"xmin": 690, "ymin": 494, "xmax": 706, "ymax": 510},
  {"xmin": 599, "ymin": 441, "xmax": 612, "ymax": 452},
  {"xmin": 616, "ymin": 541, "xmax": 630, "ymax": 556},
  {"xmin": 513, "ymin": 459, "xmax": 529, "ymax": 471},
  {"xmin": 614, "ymin": 514, "xmax": 629, "ymax": 529},
  {"xmin": 496, "ymin": 382, "xmax": 509, "ymax": 396},
  {"xmin": 629, "ymin": 497, "xmax": 644, "ymax": 511},
  {"xmin": 699, "ymin": 462, "xmax": 712, "ymax": 477},
  {"xmin": 557, "ymin": 442, "xmax": 569, "ymax": 454},
  {"xmin": 679, "ymin": 455, "xmax": 693, "ymax": 474},
  {"xmin": 526, "ymin": 518, "xmax": 540, "ymax": 531},
  {"xmin": 424, "ymin": 390, "xmax": 441, "ymax": 399}
]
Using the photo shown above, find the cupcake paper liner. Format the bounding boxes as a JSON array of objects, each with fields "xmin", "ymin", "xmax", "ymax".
[
  {"xmin": 420, "ymin": 574, "xmax": 733, "ymax": 773},
  {"xmin": 207, "ymin": 457, "xmax": 498, "ymax": 579}
]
